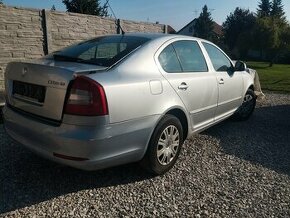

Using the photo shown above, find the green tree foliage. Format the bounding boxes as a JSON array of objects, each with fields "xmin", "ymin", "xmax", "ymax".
[
  {"xmin": 0, "ymin": 0, "xmax": 3, "ymax": 5},
  {"xmin": 254, "ymin": 17, "xmax": 279, "ymax": 51},
  {"xmin": 223, "ymin": 8, "xmax": 256, "ymax": 58},
  {"xmin": 62, "ymin": 0, "xmax": 108, "ymax": 16},
  {"xmin": 254, "ymin": 0, "xmax": 288, "ymax": 65},
  {"xmin": 281, "ymin": 25, "xmax": 290, "ymax": 50},
  {"xmin": 256, "ymin": 17, "xmax": 290, "ymax": 65},
  {"xmin": 279, "ymin": 25, "xmax": 290, "ymax": 63},
  {"xmin": 271, "ymin": 0, "xmax": 285, "ymax": 20},
  {"xmin": 257, "ymin": 0, "xmax": 272, "ymax": 17},
  {"xmin": 222, "ymin": 0, "xmax": 289, "ymax": 65},
  {"xmin": 193, "ymin": 5, "xmax": 214, "ymax": 40}
]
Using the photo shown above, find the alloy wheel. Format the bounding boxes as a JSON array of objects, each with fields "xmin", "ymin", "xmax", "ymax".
[
  {"xmin": 239, "ymin": 93, "xmax": 255, "ymax": 117},
  {"xmin": 157, "ymin": 125, "xmax": 180, "ymax": 166}
]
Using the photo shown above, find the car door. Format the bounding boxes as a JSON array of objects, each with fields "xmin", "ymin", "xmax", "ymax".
[
  {"xmin": 157, "ymin": 39, "xmax": 218, "ymax": 130},
  {"xmin": 202, "ymin": 42, "xmax": 244, "ymax": 121}
]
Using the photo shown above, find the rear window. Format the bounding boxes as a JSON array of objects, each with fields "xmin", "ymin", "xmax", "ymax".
[{"xmin": 51, "ymin": 35, "xmax": 150, "ymax": 67}]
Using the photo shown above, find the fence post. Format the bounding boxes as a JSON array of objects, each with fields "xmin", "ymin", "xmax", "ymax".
[
  {"xmin": 42, "ymin": 9, "xmax": 51, "ymax": 55},
  {"xmin": 116, "ymin": 19, "xmax": 121, "ymax": 34},
  {"xmin": 164, "ymin": 25, "xmax": 168, "ymax": 34}
]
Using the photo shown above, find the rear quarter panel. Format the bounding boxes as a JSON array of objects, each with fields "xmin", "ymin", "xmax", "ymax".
[{"xmin": 86, "ymin": 39, "xmax": 189, "ymax": 125}]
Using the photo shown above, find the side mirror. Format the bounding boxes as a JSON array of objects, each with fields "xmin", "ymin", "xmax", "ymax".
[{"xmin": 234, "ymin": 61, "xmax": 247, "ymax": 71}]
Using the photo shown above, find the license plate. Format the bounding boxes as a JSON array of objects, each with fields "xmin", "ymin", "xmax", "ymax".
[{"xmin": 13, "ymin": 81, "xmax": 46, "ymax": 103}]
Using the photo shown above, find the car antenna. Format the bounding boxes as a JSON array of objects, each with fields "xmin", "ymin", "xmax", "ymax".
[{"xmin": 106, "ymin": 0, "xmax": 125, "ymax": 35}]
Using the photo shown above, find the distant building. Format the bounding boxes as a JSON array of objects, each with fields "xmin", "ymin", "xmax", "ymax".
[
  {"xmin": 177, "ymin": 19, "xmax": 223, "ymax": 38},
  {"xmin": 167, "ymin": 25, "xmax": 176, "ymax": 34}
]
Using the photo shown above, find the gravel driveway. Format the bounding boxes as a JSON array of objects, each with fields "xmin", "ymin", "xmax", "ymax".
[{"xmin": 1, "ymin": 93, "xmax": 290, "ymax": 217}]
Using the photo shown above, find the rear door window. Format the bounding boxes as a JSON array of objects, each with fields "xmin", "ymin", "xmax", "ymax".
[
  {"xmin": 158, "ymin": 40, "xmax": 208, "ymax": 73},
  {"xmin": 172, "ymin": 40, "xmax": 208, "ymax": 72}
]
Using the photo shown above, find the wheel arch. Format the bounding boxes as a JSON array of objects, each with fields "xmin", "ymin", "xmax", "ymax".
[
  {"xmin": 242, "ymin": 72, "xmax": 255, "ymax": 96},
  {"xmin": 141, "ymin": 106, "xmax": 190, "ymax": 159},
  {"xmin": 165, "ymin": 108, "xmax": 189, "ymax": 142},
  {"xmin": 243, "ymin": 83, "xmax": 255, "ymax": 99},
  {"xmin": 140, "ymin": 107, "xmax": 190, "ymax": 174},
  {"xmin": 248, "ymin": 84, "xmax": 254, "ymax": 91}
]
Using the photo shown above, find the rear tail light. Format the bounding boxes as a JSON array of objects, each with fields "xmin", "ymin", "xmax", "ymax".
[{"xmin": 64, "ymin": 76, "xmax": 108, "ymax": 116}]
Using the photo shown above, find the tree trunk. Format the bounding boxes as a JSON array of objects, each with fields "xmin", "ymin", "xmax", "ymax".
[{"xmin": 269, "ymin": 61, "xmax": 273, "ymax": 67}]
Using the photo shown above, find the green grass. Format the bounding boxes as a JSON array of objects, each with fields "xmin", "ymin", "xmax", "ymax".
[{"xmin": 247, "ymin": 62, "xmax": 290, "ymax": 93}]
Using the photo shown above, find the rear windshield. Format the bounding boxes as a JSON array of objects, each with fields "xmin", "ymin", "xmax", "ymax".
[{"xmin": 51, "ymin": 35, "xmax": 150, "ymax": 67}]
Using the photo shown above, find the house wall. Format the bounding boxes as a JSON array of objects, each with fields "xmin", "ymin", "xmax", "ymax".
[{"xmin": 0, "ymin": 5, "xmax": 167, "ymax": 91}]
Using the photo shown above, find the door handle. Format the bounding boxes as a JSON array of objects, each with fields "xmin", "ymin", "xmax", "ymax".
[
  {"xmin": 219, "ymin": 78, "xmax": 224, "ymax": 84},
  {"xmin": 178, "ymin": 82, "xmax": 188, "ymax": 90}
]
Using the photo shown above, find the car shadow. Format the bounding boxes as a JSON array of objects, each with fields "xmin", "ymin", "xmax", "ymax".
[
  {"xmin": 203, "ymin": 104, "xmax": 290, "ymax": 177},
  {"xmin": 0, "ymin": 131, "xmax": 154, "ymax": 214}
]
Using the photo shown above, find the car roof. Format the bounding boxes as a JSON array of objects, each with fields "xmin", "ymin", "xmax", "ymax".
[
  {"xmin": 98, "ymin": 32, "xmax": 202, "ymax": 41},
  {"xmin": 85, "ymin": 33, "xmax": 211, "ymax": 45},
  {"xmin": 123, "ymin": 32, "xmax": 212, "ymax": 44},
  {"xmin": 124, "ymin": 32, "xmax": 194, "ymax": 39}
]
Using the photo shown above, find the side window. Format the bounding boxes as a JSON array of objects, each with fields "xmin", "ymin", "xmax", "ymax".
[
  {"xmin": 158, "ymin": 45, "xmax": 182, "ymax": 73},
  {"xmin": 172, "ymin": 40, "xmax": 208, "ymax": 72},
  {"xmin": 203, "ymin": 42, "xmax": 232, "ymax": 72}
]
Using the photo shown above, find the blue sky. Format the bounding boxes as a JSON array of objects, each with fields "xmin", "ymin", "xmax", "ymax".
[{"xmin": 3, "ymin": 0, "xmax": 290, "ymax": 31}]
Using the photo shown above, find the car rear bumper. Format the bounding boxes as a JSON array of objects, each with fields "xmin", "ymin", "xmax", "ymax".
[{"xmin": 3, "ymin": 106, "xmax": 159, "ymax": 170}]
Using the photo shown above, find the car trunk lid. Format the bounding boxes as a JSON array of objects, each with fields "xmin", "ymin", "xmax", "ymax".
[{"xmin": 5, "ymin": 60, "xmax": 107, "ymax": 121}]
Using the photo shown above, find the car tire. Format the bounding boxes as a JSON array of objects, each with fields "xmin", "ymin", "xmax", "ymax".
[
  {"xmin": 233, "ymin": 88, "xmax": 256, "ymax": 121},
  {"xmin": 140, "ymin": 114, "xmax": 183, "ymax": 175}
]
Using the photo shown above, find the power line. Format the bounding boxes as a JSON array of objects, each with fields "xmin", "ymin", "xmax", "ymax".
[
  {"xmin": 105, "ymin": 0, "xmax": 125, "ymax": 34},
  {"xmin": 105, "ymin": 0, "xmax": 117, "ymax": 20}
]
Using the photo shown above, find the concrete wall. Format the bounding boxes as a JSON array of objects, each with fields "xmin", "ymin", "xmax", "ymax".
[
  {"xmin": 46, "ymin": 11, "xmax": 117, "ymax": 53},
  {"xmin": 0, "ymin": 5, "xmax": 167, "ymax": 91},
  {"xmin": 0, "ymin": 6, "xmax": 44, "ymax": 90}
]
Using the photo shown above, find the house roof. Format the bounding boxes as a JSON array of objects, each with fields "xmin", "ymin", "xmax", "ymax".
[
  {"xmin": 167, "ymin": 25, "xmax": 176, "ymax": 34},
  {"xmin": 177, "ymin": 19, "xmax": 197, "ymax": 34},
  {"xmin": 213, "ymin": 22, "xmax": 223, "ymax": 36},
  {"xmin": 177, "ymin": 18, "xmax": 223, "ymax": 36}
]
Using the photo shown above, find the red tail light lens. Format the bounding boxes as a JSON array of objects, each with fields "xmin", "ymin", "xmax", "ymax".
[{"xmin": 64, "ymin": 76, "xmax": 108, "ymax": 116}]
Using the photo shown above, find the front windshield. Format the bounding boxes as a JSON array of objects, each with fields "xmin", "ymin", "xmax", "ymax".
[{"xmin": 51, "ymin": 35, "xmax": 150, "ymax": 67}]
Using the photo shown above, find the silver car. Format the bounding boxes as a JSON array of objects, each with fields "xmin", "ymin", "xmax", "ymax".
[{"xmin": 3, "ymin": 33, "xmax": 256, "ymax": 175}]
